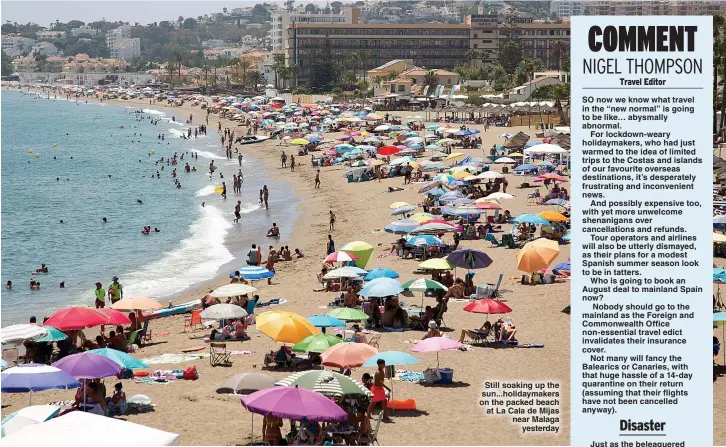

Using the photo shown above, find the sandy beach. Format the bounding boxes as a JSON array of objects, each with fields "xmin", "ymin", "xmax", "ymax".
[{"xmin": 3, "ymin": 90, "xmax": 723, "ymax": 445}]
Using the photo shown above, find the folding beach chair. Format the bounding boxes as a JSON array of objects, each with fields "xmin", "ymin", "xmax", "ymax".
[
  {"xmin": 367, "ymin": 334, "xmax": 381, "ymax": 349},
  {"xmin": 138, "ymin": 319, "xmax": 153, "ymax": 343},
  {"xmin": 527, "ymin": 189, "xmax": 540, "ymax": 203},
  {"xmin": 434, "ymin": 298, "xmax": 449, "ymax": 328},
  {"xmin": 486, "ymin": 274, "xmax": 504, "ymax": 298},
  {"xmin": 484, "ymin": 233, "xmax": 501, "ymax": 247},
  {"xmin": 357, "ymin": 410, "xmax": 383, "ymax": 446},
  {"xmin": 469, "ymin": 326, "xmax": 493, "ymax": 345},
  {"xmin": 209, "ymin": 343, "xmax": 232, "ymax": 367},
  {"xmin": 183, "ymin": 309, "xmax": 204, "ymax": 332}
]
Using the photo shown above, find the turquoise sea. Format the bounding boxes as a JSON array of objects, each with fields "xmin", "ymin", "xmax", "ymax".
[{"xmin": 1, "ymin": 90, "xmax": 298, "ymax": 325}]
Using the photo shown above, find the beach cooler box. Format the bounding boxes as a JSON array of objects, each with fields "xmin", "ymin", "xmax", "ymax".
[{"xmin": 438, "ymin": 368, "xmax": 454, "ymax": 384}]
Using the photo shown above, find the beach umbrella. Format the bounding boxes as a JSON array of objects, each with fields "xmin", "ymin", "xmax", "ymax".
[
  {"xmin": 292, "ymin": 334, "xmax": 345, "ymax": 354},
  {"xmin": 389, "ymin": 156, "xmax": 415, "ymax": 166},
  {"xmin": 438, "ymin": 192, "xmax": 465, "ymax": 203},
  {"xmin": 553, "ymin": 260, "xmax": 571, "ymax": 275},
  {"xmin": 508, "ymin": 152, "xmax": 524, "ymax": 158},
  {"xmin": 324, "ymin": 251, "xmax": 359, "ymax": 263},
  {"xmin": 339, "ymin": 241, "xmax": 374, "ymax": 268},
  {"xmin": 537, "ymin": 211, "xmax": 569, "ymax": 223},
  {"xmin": 328, "ymin": 308, "xmax": 369, "ymax": 322},
  {"xmin": 350, "ymin": 160, "xmax": 367, "ymax": 167},
  {"xmin": 363, "ymin": 136, "xmax": 381, "ymax": 143},
  {"xmin": 447, "ymin": 249, "xmax": 493, "ymax": 270},
  {"xmin": 392, "ymin": 205, "xmax": 417, "ymax": 216},
  {"xmin": 443, "ymin": 206, "xmax": 488, "ymax": 217},
  {"xmin": 419, "ymin": 218, "xmax": 453, "ymax": 226},
  {"xmin": 464, "ymin": 298, "xmax": 512, "ymax": 315},
  {"xmin": 544, "ymin": 198, "xmax": 568, "ymax": 207},
  {"xmin": 235, "ymin": 266, "xmax": 275, "ymax": 281},
  {"xmin": 538, "ymin": 161, "xmax": 555, "ymax": 168},
  {"xmin": 513, "ymin": 213, "xmax": 550, "ymax": 225},
  {"xmin": 562, "ymin": 232, "xmax": 571, "ymax": 242},
  {"xmin": 454, "ymin": 129, "xmax": 473, "ymax": 136},
  {"xmin": 321, "ymin": 343, "xmax": 378, "ymax": 368},
  {"xmin": 201, "ymin": 304, "xmax": 248, "ymax": 320},
  {"xmin": 290, "ymin": 138, "xmax": 309, "ymax": 145},
  {"xmin": 241, "ymin": 386, "xmax": 348, "ymax": 422},
  {"xmin": 217, "ymin": 373, "xmax": 277, "ymax": 395},
  {"xmin": 384, "ymin": 219, "xmax": 420, "ymax": 234},
  {"xmin": 96, "ymin": 308, "xmax": 131, "ymax": 326},
  {"xmin": 477, "ymin": 171, "xmax": 504, "ymax": 180},
  {"xmin": 406, "ymin": 235, "xmax": 445, "ymax": 247},
  {"xmin": 485, "ymin": 192, "xmax": 515, "ymax": 201},
  {"xmin": 52, "ymin": 352, "xmax": 121, "ymax": 379},
  {"xmin": 210, "ymin": 284, "xmax": 257, "ymax": 298},
  {"xmin": 0, "ymin": 325, "xmax": 48, "ymax": 344},
  {"xmin": 517, "ymin": 238, "xmax": 560, "ymax": 273},
  {"xmin": 1, "ymin": 364, "xmax": 80, "ymax": 404},
  {"xmin": 87, "ymin": 348, "xmax": 148, "ymax": 370},
  {"xmin": 363, "ymin": 351, "xmax": 419, "ymax": 406},
  {"xmin": 512, "ymin": 164, "xmax": 538, "ymax": 172},
  {"xmin": 390, "ymin": 201, "xmax": 411, "ymax": 209},
  {"xmin": 374, "ymin": 125, "xmax": 390, "ymax": 132},
  {"xmin": 359, "ymin": 278, "xmax": 404, "ymax": 298},
  {"xmin": 410, "ymin": 337, "xmax": 462, "ymax": 369},
  {"xmin": 275, "ymin": 370, "xmax": 372, "ymax": 397},
  {"xmin": 538, "ymin": 173, "xmax": 567, "ymax": 182},
  {"xmin": 256, "ymin": 310, "xmax": 319, "ymax": 344},
  {"xmin": 438, "ymin": 138, "xmax": 456, "ymax": 145},
  {"xmin": 111, "ymin": 296, "xmax": 162, "ymax": 311},
  {"xmin": 425, "ymin": 144, "xmax": 442, "ymax": 151},
  {"xmin": 418, "ymin": 258, "xmax": 454, "ymax": 271},
  {"xmin": 323, "ymin": 268, "xmax": 362, "ymax": 280},
  {"xmin": 475, "ymin": 201, "xmax": 503, "ymax": 210},
  {"xmin": 364, "ymin": 268, "xmax": 399, "ymax": 281},
  {"xmin": 1, "ymin": 405, "xmax": 60, "ymax": 438},
  {"xmin": 402, "ymin": 278, "xmax": 447, "ymax": 292},
  {"xmin": 1, "ymin": 411, "xmax": 180, "ymax": 446},
  {"xmin": 434, "ymin": 174, "xmax": 456, "ymax": 183},
  {"xmin": 494, "ymin": 157, "xmax": 516, "ymax": 164},
  {"xmin": 307, "ymin": 315, "xmax": 346, "ymax": 330},
  {"xmin": 45, "ymin": 307, "xmax": 108, "ymax": 331},
  {"xmin": 499, "ymin": 133, "xmax": 512, "ymax": 139},
  {"xmin": 408, "ymin": 213, "xmax": 436, "ymax": 223},
  {"xmin": 452, "ymin": 170, "xmax": 473, "ymax": 180},
  {"xmin": 418, "ymin": 181, "xmax": 443, "ymax": 193}
]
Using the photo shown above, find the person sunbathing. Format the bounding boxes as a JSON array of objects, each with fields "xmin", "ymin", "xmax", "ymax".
[
  {"xmin": 497, "ymin": 319, "xmax": 518, "ymax": 342},
  {"xmin": 459, "ymin": 321, "xmax": 492, "ymax": 343},
  {"xmin": 444, "ymin": 278, "xmax": 465, "ymax": 299},
  {"xmin": 423, "ymin": 321, "xmax": 441, "ymax": 339},
  {"xmin": 343, "ymin": 287, "xmax": 359, "ymax": 307}
]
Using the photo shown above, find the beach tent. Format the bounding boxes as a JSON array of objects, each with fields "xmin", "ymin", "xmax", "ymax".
[
  {"xmin": 2, "ymin": 411, "xmax": 180, "ymax": 445},
  {"xmin": 339, "ymin": 241, "xmax": 374, "ymax": 268}
]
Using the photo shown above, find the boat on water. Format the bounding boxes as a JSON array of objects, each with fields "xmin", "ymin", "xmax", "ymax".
[{"xmin": 238, "ymin": 135, "xmax": 270, "ymax": 145}]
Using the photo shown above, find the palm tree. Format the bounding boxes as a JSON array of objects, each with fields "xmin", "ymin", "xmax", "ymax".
[
  {"xmin": 172, "ymin": 51, "xmax": 184, "ymax": 85},
  {"xmin": 272, "ymin": 54, "xmax": 286, "ymax": 89},
  {"xmin": 288, "ymin": 64, "xmax": 300, "ymax": 88},
  {"xmin": 279, "ymin": 66, "xmax": 292, "ymax": 89},
  {"xmin": 239, "ymin": 58, "xmax": 251, "ymax": 87},
  {"xmin": 345, "ymin": 52, "xmax": 361, "ymax": 80},
  {"xmin": 464, "ymin": 49, "xmax": 481, "ymax": 67},
  {"xmin": 201, "ymin": 65, "xmax": 211, "ymax": 92},
  {"xmin": 550, "ymin": 40, "xmax": 567, "ymax": 70},
  {"xmin": 247, "ymin": 70, "xmax": 265, "ymax": 91},
  {"xmin": 358, "ymin": 50, "xmax": 372, "ymax": 80},
  {"xmin": 531, "ymin": 83, "xmax": 569, "ymax": 125},
  {"xmin": 423, "ymin": 70, "xmax": 439, "ymax": 90},
  {"xmin": 229, "ymin": 57, "xmax": 241, "ymax": 83}
]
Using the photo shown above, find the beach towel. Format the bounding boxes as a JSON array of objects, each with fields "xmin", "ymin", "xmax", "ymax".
[
  {"xmin": 256, "ymin": 298, "xmax": 288, "ymax": 307},
  {"xmin": 49, "ymin": 400, "xmax": 75, "ymax": 407},
  {"xmin": 134, "ymin": 378, "xmax": 173, "ymax": 385},
  {"xmin": 228, "ymin": 350, "xmax": 256, "ymax": 355},
  {"xmin": 395, "ymin": 371, "xmax": 425, "ymax": 383},
  {"xmin": 141, "ymin": 353, "xmax": 207, "ymax": 365},
  {"xmin": 382, "ymin": 327, "xmax": 407, "ymax": 332}
]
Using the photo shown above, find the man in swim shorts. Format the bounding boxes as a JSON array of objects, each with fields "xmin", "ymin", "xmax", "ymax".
[
  {"xmin": 94, "ymin": 282, "xmax": 106, "ymax": 308},
  {"xmin": 234, "ymin": 201, "xmax": 242, "ymax": 223},
  {"xmin": 366, "ymin": 358, "xmax": 391, "ymax": 422}
]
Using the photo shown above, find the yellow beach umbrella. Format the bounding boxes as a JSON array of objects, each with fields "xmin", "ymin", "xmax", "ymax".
[
  {"xmin": 369, "ymin": 160, "xmax": 385, "ymax": 166},
  {"xmin": 111, "ymin": 296, "xmax": 163, "ymax": 311},
  {"xmin": 452, "ymin": 170, "xmax": 471, "ymax": 180},
  {"xmin": 419, "ymin": 258, "xmax": 454, "ymax": 271},
  {"xmin": 407, "ymin": 161, "xmax": 422, "ymax": 169},
  {"xmin": 445, "ymin": 152, "xmax": 466, "ymax": 161},
  {"xmin": 256, "ymin": 310, "xmax": 319, "ymax": 344},
  {"xmin": 409, "ymin": 213, "xmax": 436, "ymax": 223},
  {"xmin": 390, "ymin": 202, "xmax": 411, "ymax": 209},
  {"xmin": 339, "ymin": 241, "xmax": 374, "ymax": 268},
  {"xmin": 360, "ymin": 130, "xmax": 371, "ymax": 137},
  {"xmin": 508, "ymin": 152, "xmax": 524, "ymax": 157},
  {"xmin": 290, "ymin": 138, "xmax": 310, "ymax": 145},
  {"xmin": 516, "ymin": 238, "xmax": 560, "ymax": 273},
  {"xmin": 537, "ymin": 211, "xmax": 569, "ymax": 223}
]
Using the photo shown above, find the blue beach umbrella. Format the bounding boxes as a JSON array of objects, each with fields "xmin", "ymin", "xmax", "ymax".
[
  {"xmin": 1, "ymin": 364, "xmax": 80, "ymax": 404},
  {"xmin": 512, "ymin": 213, "xmax": 550, "ymax": 225},
  {"xmin": 428, "ymin": 189, "xmax": 446, "ymax": 196},
  {"xmin": 402, "ymin": 132, "xmax": 419, "ymax": 138},
  {"xmin": 359, "ymin": 278, "xmax": 403, "ymax": 298},
  {"xmin": 307, "ymin": 315, "xmax": 346, "ymax": 328},
  {"xmin": 545, "ymin": 198, "xmax": 568, "ymax": 207},
  {"xmin": 364, "ymin": 268, "xmax": 400, "ymax": 281},
  {"xmin": 406, "ymin": 235, "xmax": 445, "ymax": 247},
  {"xmin": 35, "ymin": 326, "xmax": 67, "ymax": 343},
  {"xmin": 232, "ymin": 266, "xmax": 275, "ymax": 281},
  {"xmin": 392, "ymin": 205, "xmax": 417, "ymax": 216},
  {"xmin": 553, "ymin": 260, "xmax": 571, "ymax": 275},
  {"xmin": 362, "ymin": 351, "xmax": 419, "ymax": 368},
  {"xmin": 525, "ymin": 141, "xmax": 542, "ymax": 147},
  {"xmin": 426, "ymin": 124, "xmax": 440, "ymax": 130},
  {"xmin": 88, "ymin": 348, "xmax": 148, "ymax": 370},
  {"xmin": 384, "ymin": 219, "xmax": 420, "ymax": 234},
  {"xmin": 512, "ymin": 164, "xmax": 538, "ymax": 172},
  {"xmin": 439, "ymin": 191, "xmax": 465, "ymax": 203},
  {"xmin": 425, "ymin": 144, "xmax": 442, "ymax": 151},
  {"xmin": 454, "ymin": 129, "xmax": 473, "ymax": 136},
  {"xmin": 714, "ymin": 268, "xmax": 726, "ymax": 283},
  {"xmin": 538, "ymin": 161, "xmax": 555, "ymax": 168}
]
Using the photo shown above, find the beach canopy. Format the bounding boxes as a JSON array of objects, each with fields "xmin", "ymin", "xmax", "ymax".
[
  {"xmin": 307, "ymin": 315, "xmax": 346, "ymax": 328},
  {"xmin": 359, "ymin": 278, "xmax": 404, "ymax": 297},
  {"xmin": 0, "ymin": 325, "xmax": 48, "ymax": 344},
  {"xmin": 235, "ymin": 267, "xmax": 275, "ymax": 281},
  {"xmin": 275, "ymin": 370, "xmax": 372, "ymax": 398},
  {"xmin": 328, "ymin": 308, "xmax": 369, "ymax": 321},
  {"xmin": 292, "ymin": 333, "xmax": 344, "ymax": 354},
  {"xmin": 418, "ymin": 258, "xmax": 454, "ymax": 271},
  {"xmin": 324, "ymin": 251, "xmax": 359, "ymax": 263},
  {"xmin": 87, "ymin": 348, "xmax": 148, "ymax": 370},
  {"xmin": 517, "ymin": 238, "xmax": 560, "ymax": 273},
  {"xmin": 210, "ymin": 284, "xmax": 257, "ymax": 298},
  {"xmin": 256, "ymin": 310, "xmax": 319, "ymax": 344},
  {"xmin": 321, "ymin": 342, "xmax": 378, "ymax": 368},
  {"xmin": 52, "ymin": 352, "xmax": 121, "ymax": 379},
  {"xmin": 111, "ymin": 296, "xmax": 162, "ymax": 311},
  {"xmin": 1, "ymin": 364, "xmax": 80, "ymax": 393},
  {"xmin": 339, "ymin": 241, "xmax": 374, "ymax": 268},
  {"xmin": 241, "ymin": 387, "xmax": 348, "ymax": 422},
  {"xmin": 216, "ymin": 373, "xmax": 277, "ymax": 395},
  {"xmin": 364, "ymin": 268, "xmax": 400, "ymax": 281},
  {"xmin": 1, "ymin": 405, "xmax": 60, "ymax": 438},
  {"xmin": 201, "ymin": 304, "xmax": 248, "ymax": 320},
  {"xmin": 363, "ymin": 351, "xmax": 420, "ymax": 367},
  {"xmin": 45, "ymin": 308, "xmax": 108, "ymax": 331},
  {"xmin": 464, "ymin": 298, "xmax": 512, "ymax": 314},
  {"xmin": 447, "ymin": 249, "xmax": 493, "ymax": 270},
  {"xmin": 1, "ymin": 411, "xmax": 180, "ymax": 446}
]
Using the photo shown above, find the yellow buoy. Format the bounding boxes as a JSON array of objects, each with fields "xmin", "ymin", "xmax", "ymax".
[
  {"xmin": 136, "ymin": 142, "xmax": 140, "ymax": 146},
  {"xmin": 52, "ymin": 143, "xmax": 57, "ymax": 147},
  {"xmin": 28, "ymin": 149, "xmax": 33, "ymax": 153},
  {"xmin": 151, "ymin": 150, "xmax": 156, "ymax": 154},
  {"xmin": 35, "ymin": 153, "xmax": 40, "ymax": 158}
]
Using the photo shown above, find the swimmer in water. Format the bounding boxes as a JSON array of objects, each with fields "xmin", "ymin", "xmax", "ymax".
[
  {"xmin": 137, "ymin": 199, "xmax": 143, "ymax": 204},
  {"xmin": 60, "ymin": 220, "xmax": 64, "ymax": 224},
  {"xmin": 59, "ymin": 281, "xmax": 65, "ymax": 288},
  {"xmin": 6, "ymin": 280, "xmax": 11, "ymax": 289},
  {"xmin": 103, "ymin": 217, "xmax": 107, "ymax": 224}
]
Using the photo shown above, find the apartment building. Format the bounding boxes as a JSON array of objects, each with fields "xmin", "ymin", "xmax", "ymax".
[
  {"xmin": 286, "ymin": 23, "xmax": 470, "ymax": 83},
  {"xmin": 583, "ymin": 0, "xmax": 726, "ymax": 16},
  {"xmin": 106, "ymin": 25, "xmax": 131, "ymax": 48},
  {"xmin": 549, "ymin": 0, "xmax": 584, "ymax": 18},
  {"xmin": 269, "ymin": 7, "xmax": 359, "ymax": 53},
  {"xmin": 1, "ymin": 36, "xmax": 36, "ymax": 57},
  {"xmin": 466, "ymin": 15, "xmax": 570, "ymax": 69},
  {"xmin": 36, "ymin": 30, "xmax": 65, "ymax": 39},
  {"xmin": 70, "ymin": 25, "xmax": 99, "ymax": 37},
  {"xmin": 106, "ymin": 26, "xmax": 140, "ymax": 60}
]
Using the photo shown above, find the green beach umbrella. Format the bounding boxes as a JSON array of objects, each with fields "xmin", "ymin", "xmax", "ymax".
[
  {"xmin": 339, "ymin": 241, "xmax": 374, "ymax": 268},
  {"xmin": 35, "ymin": 326, "xmax": 68, "ymax": 342},
  {"xmin": 292, "ymin": 334, "xmax": 344, "ymax": 354},
  {"xmin": 328, "ymin": 308, "xmax": 369, "ymax": 322},
  {"xmin": 275, "ymin": 370, "xmax": 372, "ymax": 397},
  {"xmin": 88, "ymin": 348, "xmax": 148, "ymax": 369},
  {"xmin": 402, "ymin": 279, "xmax": 447, "ymax": 292}
]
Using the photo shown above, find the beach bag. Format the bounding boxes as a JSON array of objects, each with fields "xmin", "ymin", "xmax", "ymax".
[
  {"xmin": 423, "ymin": 368, "xmax": 441, "ymax": 385},
  {"xmin": 183, "ymin": 365, "xmax": 199, "ymax": 380}
]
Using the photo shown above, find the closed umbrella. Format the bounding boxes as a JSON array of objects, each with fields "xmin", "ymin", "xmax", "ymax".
[
  {"xmin": 292, "ymin": 333, "xmax": 344, "ymax": 353},
  {"xmin": 359, "ymin": 278, "xmax": 403, "ymax": 298},
  {"xmin": 410, "ymin": 336, "xmax": 462, "ymax": 368},
  {"xmin": 275, "ymin": 370, "xmax": 372, "ymax": 397},
  {"xmin": 87, "ymin": 348, "xmax": 148, "ymax": 369},
  {"xmin": 241, "ymin": 387, "xmax": 348, "ymax": 422},
  {"xmin": 201, "ymin": 304, "xmax": 248, "ymax": 320},
  {"xmin": 321, "ymin": 342, "xmax": 378, "ymax": 368},
  {"xmin": 256, "ymin": 310, "xmax": 319, "ymax": 344},
  {"xmin": 517, "ymin": 238, "xmax": 560, "ymax": 273},
  {"xmin": 364, "ymin": 268, "xmax": 400, "ymax": 281}
]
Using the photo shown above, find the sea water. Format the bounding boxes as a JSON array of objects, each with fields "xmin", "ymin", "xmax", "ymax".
[{"xmin": 1, "ymin": 91, "xmax": 298, "ymax": 324}]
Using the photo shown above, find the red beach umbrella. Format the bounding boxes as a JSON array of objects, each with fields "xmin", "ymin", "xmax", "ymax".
[
  {"xmin": 463, "ymin": 298, "xmax": 512, "ymax": 315},
  {"xmin": 378, "ymin": 146, "xmax": 400, "ymax": 156},
  {"xmin": 324, "ymin": 251, "xmax": 359, "ymax": 264},
  {"xmin": 96, "ymin": 308, "xmax": 132, "ymax": 325},
  {"xmin": 537, "ymin": 173, "xmax": 567, "ymax": 182},
  {"xmin": 475, "ymin": 201, "xmax": 503, "ymax": 210},
  {"xmin": 45, "ymin": 307, "xmax": 109, "ymax": 331},
  {"xmin": 419, "ymin": 219, "xmax": 455, "ymax": 227}
]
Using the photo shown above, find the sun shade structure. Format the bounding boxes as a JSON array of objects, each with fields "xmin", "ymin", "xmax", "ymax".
[
  {"xmin": 241, "ymin": 387, "xmax": 348, "ymax": 422},
  {"xmin": 516, "ymin": 238, "xmax": 560, "ymax": 273},
  {"xmin": 321, "ymin": 343, "xmax": 378, "ymax": 368},
  {"xmin": 44, "ymin": 308, "xmax": 108, "ymax": 331},
  {"xmin": 87, "ymin": 348, "xmax": 148, "ymax": 370},
  {"xmin": 292, "ymin": 333, "xmax": 345, "ymax": 353},
  {"xmin": 1, "ymin": 364, "xmax": 80, "ymax": 394},
  {"xmin": 324, "ymin": 251, "xmax": 359, "ymax": 263},
  {"xmin": 96, "ymin": 308, "xmax": 131, "ymax": 325},
  {"xmin": 464, "ymin": 298, "xmax": 512, "ymax": 314},
  {"xmin": 35, "ymin": 326, "xmax": 67, "ymax": 343},
  {"xmin": 1, "ymin": 405, "xmax": 61, "ymax": 438},
  {"xmin": 359, "ymin": 278, "xmax": 404, "ymax": 297},
  {"xmin": 216, "ymin": 373, "xmax": 277, "ymax": 395},
  {"xmin": 256, "ymin": 310, "xmax": 319, "ymax": 344},
  {"xmin": 0, "ymin": 325, "xmax": 48, "ymax": 344},
  {"xmin": 418, "ymin": 258, "xmax": 455, "ymax": 270},
  {"xmin": 52, "ymin": 352, "xmax": 121, "ymax": 379},
  {"xmin": 339, "ymin": 241, "xmax": 374, "ymax": 268},
  {"xmin": 210, "ymin": 284, "xmax": 257, "ymax": 298},
  {"xmin": 447, "ymin": 249, "xmax": 493, "ymax": 270},
  {"xmin": 410, "ymin": 336, "xmax": 463, "ymax": 369},
  {"xmin": 201, "ymin": 304, "xmax": 248, "ymax": 320},
  {"xmin": 307, "ymin": 315, "xmax": 346, "ymax": 328},
  {"xmin": 275, "ymin": 370, "xmax": 372, "ymax": 397}
]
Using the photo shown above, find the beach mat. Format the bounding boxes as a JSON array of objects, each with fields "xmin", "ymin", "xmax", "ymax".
[
  {"xmin": 141, "ymin": 353, "xmax": 207, "ymax": 365},
  {"xmin": 256, "ymin": 298, "xmax": 288, "ymax": 307}
]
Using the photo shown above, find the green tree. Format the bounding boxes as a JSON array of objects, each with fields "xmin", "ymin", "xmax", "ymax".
[
  {"xmin": 288, "ymin": 64, "xmax": 300, "ymax": 88},
  {"xmin": 272, "ymin": 53, "xmax": 286, "ymax": 89},
  {"xmin": 464, "ymin": 49, "xmax": 482, "ymax": 67},
  {"xmin": 239, "ymin": 58, "xmax": 251, "ymax": 87},
  {"xmin": 423, "ymin": 70, "xmax": 439, "ymax": 89},
  {"xmin": 247, "ymin": 70, "xmax": 265, "ymax": 90},
  {"xmin": 465, "ymin": 95, "xmax": 487, "ymax": 106},
  {"xmin": 531, "ymin": 83, "xmax": 569, "ymax": 124},
  {"xmin": 331, "ymin": 1, "xmax": 343, "ymax": 14},
  {"xmin": 498, "ymin": 7, "xmax": 523, "ymax": 73},
  {"xmin": 182, "ymin": 18, "xmax": 197, "ymax": 30},
  {"xmin": 2, "ymin": 23, "xmax": 18, "ymax": 34},
  {"xmin": 1, "ymin": 51, "xmax": 14, "ymax": 76},
  {"xmin": 310, "ymin": 37, "xmax": 336, "ymax": 92},
  {"xmin": 229, "ymin": 56, "xmax": 241, "ymax": 82},
  {"xmin": 305, "ymin": 3, "xmax": 320, "ymax": 13},
  {"xmin": 550, "ymin": 40, "xmax": 567, "ymax": 70}
]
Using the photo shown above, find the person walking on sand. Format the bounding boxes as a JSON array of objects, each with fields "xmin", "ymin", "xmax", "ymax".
[
  {"xmin": 290, "ymin": 155, "xmax": 296, "ymax": 172},
  {"xmin": 315, "ymin": 169, "xmax": 321, "ymax": 189},
  {"xmin": 238, "ymin": 153, "xmax": 243, "ymax": 167},
  {"xmin": 329, "ymin": 210, "xmax": 336, "ymax": 231},
  {"xmin": 265, "ymin": 247, "xmax": 277, "ymax": 285},
  {"xmin": 234, "ymin": 201, "xmax": 242, "ymax": 223},
  {"xmin": 327, "ymin": 234, "xmax": 335, "ymax": 255},
  {"xmin": 281, "ymin": 151, "xmax": 287, "ymax": 168},
  {"xmin": 263, "ymin": 185, "xmax": 269, "ymax": 209},
  {"xmin": 366, "ymin": 359, "xmax": 392, "ymax": 422}
]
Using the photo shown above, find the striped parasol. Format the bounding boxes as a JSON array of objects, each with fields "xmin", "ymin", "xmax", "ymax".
[{"xmin": 275, "ymin": 370, "xmax": 372, "ymax": 397}]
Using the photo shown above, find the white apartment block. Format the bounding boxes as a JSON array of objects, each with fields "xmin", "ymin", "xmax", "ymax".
[
  {"xmin": 268, "ymin": 7, "xmax": 359, "ymax": 53},
  {"xmin": 31, "ymin": 42, "xmax": 59, "ymax": 57},
  {"xmin": 117, "ymin": 38, "xmax": 141, "ymax": 60},
  {"xmin": 550, "ymin": 0, "xmax": 584, "ymax": 18},
  {"xmin": 36, "ymin": 30, "xmax": 65, "ymax": 39},
  {"xmin": 1, "ymin": 36, "xmax": 36, "ymax": 56},
  {"xmin": 107, "ymin": 26, "xmax": 139, "ymax": 60},
  {"xmin": 106, "ymin": 25, "xmax": 131, "ymax": 50},
  {"xmin": 71, "ymin": 26, "xmax": 99, "ymax": 37}
]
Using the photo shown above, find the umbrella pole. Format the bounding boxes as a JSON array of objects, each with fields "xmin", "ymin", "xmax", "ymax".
[
  {"xmin": 437, "ymin": 352, "xmax": 440, "ymax": 370},
  {"xmin": 251, "ymin": 413, "xmax": 254, "ymax": 444}
]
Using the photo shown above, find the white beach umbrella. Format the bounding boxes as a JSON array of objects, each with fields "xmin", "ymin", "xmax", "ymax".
[
  {"xmin": 1, "ymin": 325, "xmax": 48, "ymax": 344},
  {"xmin": 210, "ymin": 284, "xmax": 257, "ymax": 298},
  {"xmin": 1, "ymin": 405, "xmax": 60, "ymax": 438},
  {"xmin": 484, "ymin": 192, "xmax": 515, "ymax": 201},
  {"xmin": 323, "ymin": 268, "xmax": 362, "ymax": 280},
  {"xmin": 494, "ymin": 157, "xmax": 516, "ymax": 164},
  {"xmin": 477, "ymin": 171, "xmax": 505, "ymax": 180},
  {"xmin": 200, "ymin": 304, "xmax": 248, "ymax": 320}
]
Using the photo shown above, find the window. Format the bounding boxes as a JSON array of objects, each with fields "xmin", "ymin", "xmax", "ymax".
[
  {"xmin": 398, "ymin": 84, "xmax": 405, "ymax": 92},
  {"xmin": 482, "ymin": 39, "xmax": 492, "ymax": 43},
  {"xmin": 473, "ymin": 44, "xmax": 478, "ymax": 49},
  {"xmin": 473, "ymin": 33, "xmax": 478, "ymax": 38}
]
